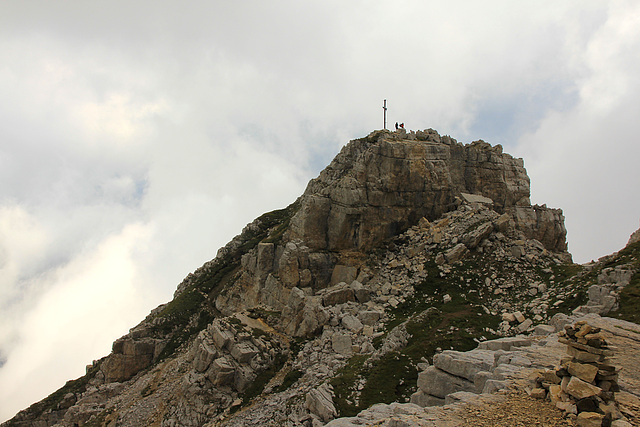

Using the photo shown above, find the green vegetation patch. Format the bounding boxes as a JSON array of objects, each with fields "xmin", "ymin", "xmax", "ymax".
[
  {"xmin": 610, "ymin": 270, "xmax": 640, "ymax": 323},
  {"xmin": 275, "ymin": 369, "xmax": 304, "ymax": 393},
  {"xmin": 239, "ymin": 199, "xmax": 301, "ymax": 249},
  {"xmin": 357, "ymin": 352, "xmax": 415, "ymax": 407},
  {"xmin": 242, "ymin": 352, "xmax": 287, "ymax": 404},
  {"xmin": 247, "ymin": 307, "xmax": 282, "ymax": 325},
  {"xmin": 150, "ymin": 201, "xmax": 300, "ymax": 362},
  {"xmin": 331, "ymin": 303, "xmax": 499, "ymax": 417},
  {"xmin": 602, "ymin": 239, "xmax": 640, "ymax": 269},
  {"xmin": 330, "ymin": 354, "xmax": 368, "ymax": 416},
  {"xmin": 331, "ymin": 253, "xmax": 507, "ymax": 417},
  {"xmin": 600, "ymin": 240, "xmax": 640, "ymax": 323}
]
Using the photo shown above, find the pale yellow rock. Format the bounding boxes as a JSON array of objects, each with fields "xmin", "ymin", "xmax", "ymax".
[
  {"xmin": 566, "ymin": 377, "xmax": 601, "ymax": 400},
  {"xmin": 576, "ymin": 411, "xmax": 604, "ymax": 427},
  {"xmin": 567, "ymin": 361, "xmax": 598, "ymax": 383}
]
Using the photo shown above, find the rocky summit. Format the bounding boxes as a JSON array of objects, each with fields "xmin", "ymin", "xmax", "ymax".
[{"xmin": 4, "ymin": 129, "xmax": 639, "ymax": 427}]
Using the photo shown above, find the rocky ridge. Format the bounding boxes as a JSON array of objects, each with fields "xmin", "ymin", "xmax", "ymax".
[{"xmin": 3, "ymin": 129, "xmax": 638, "ymax": 427}]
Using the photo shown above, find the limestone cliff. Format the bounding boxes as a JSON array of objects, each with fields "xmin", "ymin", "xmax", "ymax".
[{"xmin": 286, "ymin": 130, "xmax": 566, "ymax": 254}]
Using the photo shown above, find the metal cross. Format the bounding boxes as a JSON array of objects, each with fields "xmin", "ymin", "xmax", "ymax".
[{"xmin": 383, "ymin": 99, "xmax": 387, "ymax": 130}]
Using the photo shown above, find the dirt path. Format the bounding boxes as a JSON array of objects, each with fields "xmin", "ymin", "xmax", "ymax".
[{"xmin": 459, "ymin": 390, "xmax": 572, "ymax": 426}]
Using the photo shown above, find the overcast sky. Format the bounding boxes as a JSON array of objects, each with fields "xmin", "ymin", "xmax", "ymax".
[{"xmin": 1, "ymin": 1, "xmax": 639, "ymax": 421}]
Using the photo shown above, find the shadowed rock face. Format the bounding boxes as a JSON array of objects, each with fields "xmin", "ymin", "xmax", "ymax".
[{"xmin": 287, "ymin": 130, "xmax": 565, "ymax": 252}]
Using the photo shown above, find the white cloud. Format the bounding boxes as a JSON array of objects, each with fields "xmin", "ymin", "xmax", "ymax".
[
  {"xmin": 2, "ymin": 0, "xmax": 640, "ymax": 421},
  {"xmin": 515, "ymin": 0, "xmax": 640, "ymax": 262},
  {"xmin": 0, "ymin": 223, "xmax": 156, "ymax": 420}
]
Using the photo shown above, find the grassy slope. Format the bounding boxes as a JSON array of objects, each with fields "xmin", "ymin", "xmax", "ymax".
[
  {"xmin": 330, "ymin": 240, "xmax": 640, "ymax": 417},
  {"xmin": 607, "ymin": 240, "xmax": 640, "ymax": 323}
]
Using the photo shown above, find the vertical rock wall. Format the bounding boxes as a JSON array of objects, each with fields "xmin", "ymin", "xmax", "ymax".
[{"xmin": 287, "ymin": 130, "xmax": 565, "ymax": 253}]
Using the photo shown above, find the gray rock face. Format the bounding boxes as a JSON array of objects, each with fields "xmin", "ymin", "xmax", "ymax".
[
  {"xmin": 417, "ymin": 366, "xmax": 476, "ymax": 399},
  {"xmin": 331, "ymin": 333, "xmax": 353, "ymax": 356},
  {"xmin": 433, "ymin": 350, "xmax": 495, "ymax": 381},
  {"xmin": 208, "ymin": 130, "xmax": 570, "ymax": 340},
  {"xmin": 100, "ymin": 337, "xmax": 164, "ymax": 383},
  {"xmin": 512, "ymin": 205, "xmax": 568, "ymax": 253},
  {"xmin": 287, "ymin": 130, "xmax": 567, "ymax": 254},
  {"xmin": 627, "ymin": 225, "xmax": 640, "ymax": 246},
  {"xmin": 305, "ymin": 384, "xmax": 337, "ymax": 422}
]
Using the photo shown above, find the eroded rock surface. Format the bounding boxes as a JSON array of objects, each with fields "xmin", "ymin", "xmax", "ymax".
[{"xmin": 287, "ymin": 130, "xmax": 566, "ymax": 254}]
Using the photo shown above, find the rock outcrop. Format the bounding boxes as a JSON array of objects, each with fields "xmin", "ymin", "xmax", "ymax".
[
  {"xmin": 213, "ymin": 129, "xmax": 569, "ymax": 337},
  {"xmin": 287, "ymin": 130, "xmax": 566, "ymax": 254}
]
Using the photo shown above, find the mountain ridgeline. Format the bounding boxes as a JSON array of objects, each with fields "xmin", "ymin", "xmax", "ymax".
[{"xmin": 6, "ymin": 129, "xmax": 639, "ymax": 426}]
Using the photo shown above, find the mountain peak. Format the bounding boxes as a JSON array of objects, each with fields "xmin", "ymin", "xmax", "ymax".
[
  {"xmin": 9, "ymin": 129, "xmax": 614, "ymax": 427},
  {"xmin": 287, "ymin": 129, "xmax": 565, "ymax": 254}
]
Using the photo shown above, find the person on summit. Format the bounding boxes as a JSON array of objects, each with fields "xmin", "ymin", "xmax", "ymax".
[
  {"xmin": 395, "ymin": 122, "xmax": 399, "ymax": 130},
  {"xmin": 400, "ymin": 123, "xmax": 405, "ymax": 129}
]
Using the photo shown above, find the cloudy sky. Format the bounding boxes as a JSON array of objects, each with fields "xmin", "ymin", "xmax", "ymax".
[{"xmin": 1, "ymin": 1, "xmax": 639, "ymax": 421}]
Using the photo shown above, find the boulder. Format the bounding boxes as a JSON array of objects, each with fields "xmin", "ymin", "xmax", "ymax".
[
  {"xmin": 567, "ymin": 361, "xmax": 598, "ymax": 383},
  {"xmin": 331, "ymin": 334, "xmax": 353, "ymax": 356},
  {"xmin": 229, "ymin": 341, "xmax": 258, "ymax": 364},
  {"xmin": 305, "ymin": 384, "xmax": 337, "ymax": 422},
  {"xmin": 255, "ymin": 242, "xmax": 275, "ymax": 280},
  {"xmin": 287, "ymin": 286, "xmax": 306, "ymax": 311},
  {"xmin": 529, "ymin": 388, "xmax": 547, "ymax": 399},
  {"xmin": 210, "ymin": 323, "xmax": 235, "ymax": 350},
  {"xmin": 358, "ymin": 310, "xmax": 382, "ymax": 326},
  {"xmin": 234, "ymin": 365, "xmax": 256, "ymax": 392},
  {"xmin": 433, "ymin": 350, "xmax": 495, "ymax": 381},
  {"xmin": 417, "ymin": 366, "xmax": 475, "ymax": 399},
  {"xmin": 513, "ymin": 311, "xmax": 525, "ymax": 323},
  {"xmin": 101, "ymin": 338, "xmax": 159, "ymax": 383},
  {"xmin": 284, "ymin": 297, "xmax": 330, "ymax": 337},
  {"xmin": 533, "ymin": 324, "xmax": 556, "ymax": 336},
  {"xmin": 512, "ymin": 205, "xmax": 568, "ymax": 253},
  {"xmin": 477, "ymin": 336, "xmax": 532, "ymax": 351},
  {"xmin": 350, "ymin": 280, "xmax": 371, "ymax": 303},
  {"xmin": 515, "ymin": 318, "xmax": 533, "ymax": 333},
  {"xmin": 576, "ymin": 412, "xmax": 604, "ymax": 427},
  {"xmin": 462, "ymin": 221, "xmax": 493, "ymax": 249},
  {"xmin": 323, "ymin": 284, "xmax": 356, "ymax": 306},
  {"xmin": 409, "ymin": 389, "xmax": 445, "ymax": 407},
  {"xmin": 207, "ymin": 357, "xmax": 235, "ymax": 386},
  {"xmin": 565, "ymin": 377, "xmax": 602, "ymax": 400},
  {"xmin": 193, "ymin": 340, "xmax": 218, "ymax": 373},
  {"xmin": 502, "ymin": 312, "xmax": 516, "ymax": 322},
  {"xmin": 331, "ymin": 265, "xmax": 358, "ymax": 286},
  {"xmin": 549, "ymin": 313, "xmax": 572, "ymax": 332},
  {"xmin": 341, "ymin": 315, "xmax": 363, "ymax": 333},
  {"xmin": 445, "ymin": 243, "xmax": 468, "ymax": 264}
]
